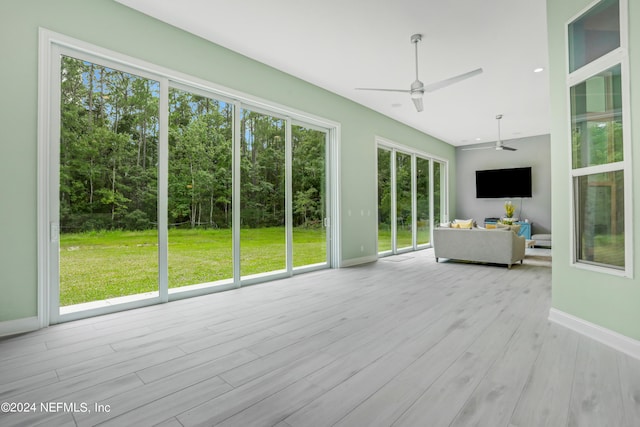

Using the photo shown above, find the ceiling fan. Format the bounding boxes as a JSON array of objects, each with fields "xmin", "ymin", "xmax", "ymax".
[
  {"xmin": 463, "ymin": 114, "xmax": 517, "ymax": 151},
  {"xmin": 355, "ymin": 34, "xmax": 483, "ymax": 112}
]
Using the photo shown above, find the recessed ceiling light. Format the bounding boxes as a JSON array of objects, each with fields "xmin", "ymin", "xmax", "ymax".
[{"xmin": 534, "ymin": 67, "xmax": 544, "ymax": 73}]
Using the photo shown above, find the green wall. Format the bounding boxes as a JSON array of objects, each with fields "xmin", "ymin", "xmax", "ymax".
[
  {"xmin": 547, "ymin": 0, "xmax": 640, "ymax": 340},
  {"xmin": 0, "ymin": 0, "xmax": 455, "ymax": 323}
]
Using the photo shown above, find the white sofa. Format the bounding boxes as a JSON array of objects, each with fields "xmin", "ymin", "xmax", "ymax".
[{"xmin": 433, "ymin": 227, "xmax": 526, "ymax": 269}]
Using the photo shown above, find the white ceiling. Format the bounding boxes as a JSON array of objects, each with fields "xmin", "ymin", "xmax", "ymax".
[{"xmin": 115, "ymin": 0, "xmax": 550, "ymax": 147}]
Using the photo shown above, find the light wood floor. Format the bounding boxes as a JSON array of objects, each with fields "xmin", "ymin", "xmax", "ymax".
[{"xmin": 1, "ymin": 249, "xmax": 639, "ymax": 427}]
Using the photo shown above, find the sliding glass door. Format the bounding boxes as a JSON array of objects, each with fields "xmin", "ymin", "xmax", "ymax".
[
  {"xmin": 396, "ymin": 152, "xmax": 413, "ymax": 250},
  {"xmin": 240, "ymin": 109, "xmax": 287, "ymax": 277},
  {"xmin": 377, "ymin": 141, "xmax": 447, "ymax": 255},
  {"xmin": 167, "ymin": 88, "xmax": 233, "ymax": 290},
  {"xmin": 377, "ymin": 147, "xmax": 392, "ymax": 252},
  {"xmin": 434, "ymin": 160, "xmax": 446, "ymax": 226},
  {"xmin": 51, "ymin": 46, "xmax": 334, "ymax": 322},
  {"xmin": 57, "ymin": 55, "xmax": 160, "ymax": 313},
  {"xmin": 292, "ymin": 125, "xmax": 328, "ymax": 268},
  {"xmin": 416, "ymin": 157, "xmax": 431, "ymax": 245}
]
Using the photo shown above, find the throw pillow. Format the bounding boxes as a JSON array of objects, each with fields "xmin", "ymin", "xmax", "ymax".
[
  {"xmin": 453, "ymin": 219, "xmax": 474, "ymax": 229},
  {"xmin": 457, "ymin": 220, "xmax": 473, "ymax": 229}
]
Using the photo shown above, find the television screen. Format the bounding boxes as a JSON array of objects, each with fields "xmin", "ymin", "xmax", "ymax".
[{"xmin": 475, "ymin": 167, "xmax": 532, "ymax": 198}]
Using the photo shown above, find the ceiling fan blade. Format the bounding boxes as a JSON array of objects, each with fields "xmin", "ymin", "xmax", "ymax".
[
  {"xmin": 461, "ymin": 145, "xmax": 494, "ymax": 151},
  {"xmin": 355, "ymin": 87, "xmax": 410, "ymax": 93},
  {"xmin": 412, "ymin": 96, "xmax": 424, "ymax": 112},
  {"xmin": 501, "ymin": 146, "xmax": 517, "ymax": 151},
  {"xmin": 424, "ymin": 68, "xmax": 483, "ymax": 93}
]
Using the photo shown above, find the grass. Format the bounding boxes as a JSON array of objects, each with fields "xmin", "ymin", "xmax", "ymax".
[
  {"xmin": 59, "ymin": 227, "xmax": 326, "ymax": 306},
  {"xmin": 585, "ymin": 233, "xmax": 625, "ymax": 267},
  {"xmin": 377, "ymin": 226, "xmax": 430, "ymax": 252}
]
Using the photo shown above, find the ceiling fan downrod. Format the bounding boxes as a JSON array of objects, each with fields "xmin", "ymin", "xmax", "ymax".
[{"xmin": 411, "ymin": 34, "xmax": 422, "ymax": 82}]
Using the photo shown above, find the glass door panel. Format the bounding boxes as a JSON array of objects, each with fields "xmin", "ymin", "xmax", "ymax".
[
  {"xmin": 240, "ymin": 109, "xmax": 286, "ymax": 276},
  {"xmin": 416, "ymin": 157, "xmax": 431, "ymax": 245},
  {"xmin": 396, "ymin": 152, "xmax": 412, "ymax": 250},
  {"xmin": 434, "ymin": 161, "xmax": 445, "ymax": 224},
  {"xmin": 292, "ymin": 125, "xmax": 327, "ymax": 268},
  {"xmin": 377, "ymin": 148, "xmax": 392, "ymax": 253},
  {"xmin": 58, "ymin": 56, "xmax": 159, "ymax": 310},
  {"xmin": 167, "ymin": 88, "xmax": 233, "ymax": 289}
]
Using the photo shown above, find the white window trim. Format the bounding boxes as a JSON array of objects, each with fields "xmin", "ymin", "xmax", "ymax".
[
  {"xmin": 38, "ymin": 28, "xmax": 341, "ymax": 326},
  {"xmin": 565, "ymin": 0, "xmax": 633, "ymax": 277}
]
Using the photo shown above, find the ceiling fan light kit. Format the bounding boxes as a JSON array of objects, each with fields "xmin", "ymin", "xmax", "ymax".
[{"xmin": 355, "ymin": 34, "xmax": 483, "ymax": 112}]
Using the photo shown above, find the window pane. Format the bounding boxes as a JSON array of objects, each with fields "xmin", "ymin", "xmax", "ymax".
[
  {"xmin": 434, "ymin": 161, "xmax": 445, "ymax": 224},
  {"xmin": 396, "ymin": 152, "xmax": 412, "ymax": 249},
  {"xmin": 240, "ymin": 109, "xmax": 286, "ymax": 276},
  {"xmin": 575, "ymin": 171, "xmax": 624, "ymax": 268},
  {"xmin": 416, "ymin": 157, "xmax": 430, "ymax": 245},
  {"xmin": 568, "ymin": 0, "xmax": 620, "ymax": 72},
  {"xmin": 292, "ymin": 125, "xmax": 327, "ymax": 267},
  {"xmin": 59, "ymin": 56, "xmax": 159, "ymax": 307},
  {"xmin": 377, "ymin": 148, "xmax": 392, "ymax": 252},
  {"xmin": 571, "ymin": 64, "xmax": 623, "ymax": 169},
  {"xmin": 168, "ymin": 89, "xmax": 233, "ymax": 289}
]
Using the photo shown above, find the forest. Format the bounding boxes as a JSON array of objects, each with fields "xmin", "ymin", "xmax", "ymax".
[{"xmin": 59, "ymin": 56, "xmax": 325, "ymax": 234}]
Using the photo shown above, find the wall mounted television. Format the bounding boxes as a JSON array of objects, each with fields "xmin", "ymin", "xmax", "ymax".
[{"xmin": 475, "ymin": 167, "xmax": 532, "ymax": 198}]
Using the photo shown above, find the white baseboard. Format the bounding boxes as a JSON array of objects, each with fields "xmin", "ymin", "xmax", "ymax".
[
  {"xmin": 549, "ymin": 308, "xmax": 640, "ymax": 360},
  {"xmin": 340, "ymin": 255, "xmax": 378, "ymax": 268},
  {"xmin": 0, "ymin": 316, "xmax": 40, "ymax": 338}
]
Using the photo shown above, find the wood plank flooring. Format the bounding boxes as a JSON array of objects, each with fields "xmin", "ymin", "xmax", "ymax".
[{"xmin": 1, "ymin": 248, "xmax": 639, "ymax": 427}]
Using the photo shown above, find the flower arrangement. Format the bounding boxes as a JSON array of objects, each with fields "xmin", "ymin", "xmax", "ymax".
[{"xmin": 504, "ymin": 200, "xmax": 515, "ymax": 218}]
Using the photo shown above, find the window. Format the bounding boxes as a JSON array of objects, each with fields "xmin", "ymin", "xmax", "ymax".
[
  {"xmin": 567, "ymin": 0, "xmax": 631, "ymax": 274},
  {"xmin": 568, "ymin": 0, "xmax": 620, "ymax": 72},
  {"xmin": 376, "ymin": 139, "xmax": 447, "ymax": 255},
  {"xmin": 570, "ymin": 64, "xmax": 623, "ymax": 169},
  {"xmin": 574, "ymin": 171, "xmax": 624, "ymax": 267}
]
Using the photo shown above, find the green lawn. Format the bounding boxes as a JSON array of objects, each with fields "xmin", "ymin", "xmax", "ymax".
[
  {"xmin": 588, "ymin": 233, "xmax": 625, "ymax": 267},
  {"xmin": 59, "ymin": 227, "xmax": 326, "ymax": 306},
  {"xmin": 377, "ymin": 226, "xmax": 430, "ymax": 252}
]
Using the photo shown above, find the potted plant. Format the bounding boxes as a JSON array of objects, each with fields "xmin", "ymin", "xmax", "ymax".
[{"xmin": 503, "ymin": 201, "xmax": 516, "ymax": 224}]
